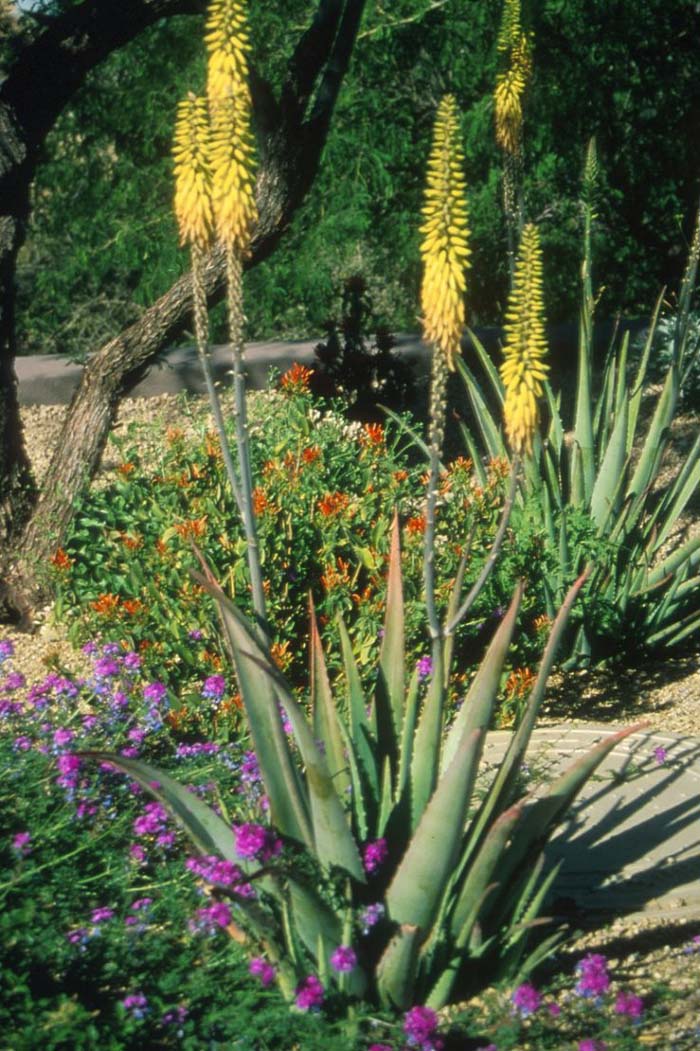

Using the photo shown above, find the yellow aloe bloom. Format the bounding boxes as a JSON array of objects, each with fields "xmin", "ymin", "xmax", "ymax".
[
  {"xmin": 420, "ymin": 94, "xmax": 471, "ymax": 371},
  {"xmin": 173, "ymin": 94, "xmax": 214, "ymax": 249},
  {"xmin": 500, "ymin": 223, "xmax": 548, "ymax": 455},
  {"xmin": 209, "ymin": 93, "xmax": 258, "ymax": 253},
  {"xmin": 205, "ymin": 0, "xmax": 258, "ymax": 252},
  {"xmin": 497, "ymin": 0, "xmax": 521, "ymax": 53},
  {"xmin": 205, "ymin": 0, "xmax": 251, "ymax": 105},
  {"xmin": 494, "ymin": 65, "xmax": 525, "ymax": 155}
]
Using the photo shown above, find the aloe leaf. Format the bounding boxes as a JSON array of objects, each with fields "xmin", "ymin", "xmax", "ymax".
[
  {"xmin": 310, "ymin": 597, "xmax": 350, "ymax": 799},
  {"xmin": 497, "ymin": 723, "xmax": 649, "ymax": 886},
  {"xmin": 468, "ymin": 570, "xmax": 588, "ymax": 847},
  {"xmin": 81, "ymin": 752, "xmax": 240, "ymax": 860},
  {"xmin": 628, "ymin": 289, "xmax": 665, "ymax": 445},
  {"xmin": 456, "ymin": 358, "xmax": 505, "ymax": 460},
  {"xmin": 396, "ymin": 666, "xmax": 420, "ymax": 804},
  {"xmin": 590, "ymin": 396, "xmax": 628, "ymax": 530},
  {"xmin": 442, "ymin": 582, "xmax": 523, "ymax": 774},
  {"xmin": 646, "ymin": 434, "xmax": 700, "ymax": 551},
  {"xmin": 626, "ymin": 358, "xmax": 679, "ymax": 503},
  {"xmin": 570, "ymin": 310, "xmax": 594, "ymax": 505},
  {"xmin": 288, "ymin": 880, "xmax": 367, "ymax": 998},
  {"xmin": 408, "ymin": 644, "xmax": 445, "ymax": 828},
  {"xmin": 377, "ymin": 754, "xmax": 394, "ymax": 837},
  {"xmin": 450, "ymin": 802, "xmax": 523, "ymax": 942},
  {"xmin": 194, "ymin": 571, "xmax": 311, "ymax": 847},
  {"xmin": 646, "ymin": 606, "xmax": 700, "ymax": 648},
  {"xmin": 195, "ymin": 577, "xmax": 363, "ymax": 879},
  {"xmin": 376, "ymin": 924, "xmax": 420, "ymax": 1009},
  {"xmin": 388, "ymin": 728, "xmax": 483, "ymax": 933},
  {"xmin": 377, "ymin": 514, "xmax": 405, "ymax": 740},
  {"xmin": 465, "ymin": 327, "xmax": 505, "ymax": 404},
  {"xmin": 460, "ymin": 422, "xmax": 488, "ymax": 487},
  {"xmin": 337, "ymin": 615, "xmax": 378, "ymax": 799},
  {"xmin": 335, "ymin": 715, "xmax": 370, "ymax": 840},
  {"xmin": 645, "ymin": 532, "xmax": 700, "ymax": 589},
  {"xmin": 543, "ymin": 381, "xmax": 564, "ymax": 457}
]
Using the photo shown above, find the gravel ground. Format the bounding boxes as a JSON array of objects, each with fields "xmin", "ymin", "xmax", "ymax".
[{"xmin": 8, "ymin": 393, "xmax": 700, "ymax": 1044}]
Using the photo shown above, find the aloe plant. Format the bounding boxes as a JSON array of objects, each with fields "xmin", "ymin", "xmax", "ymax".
[
  {"xmin": 459, "ymin": 147, "xmax": 700, "ymax": 664},
  {"xmin": 82, "ymin": 92, "xmax": 648, "ymax": 1026},
  {"xmin": 85, "ymin": 529, "xmax": 644, "ymax": 1013}
]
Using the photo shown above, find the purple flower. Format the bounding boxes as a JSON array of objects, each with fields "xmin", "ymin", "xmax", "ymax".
[
  {"xmin": 202, "ymin": 674, "xmax": 226, "ymax": 700},
  {"xmin": 614, "ymin": 991, "xmax": 644, "ymax": 1019},
  {"xmin": 130, "ymin": 897, "xmax": 153, "ymax": 912},
  {"xmin": 360, "ymin": 902, "xmax": 385, "ymax": 933},
  {"xmin": 189, "ymin": 629, "xmax": 204, "ymax": 640},
  {"xmin": 417, "ymin": 655, "xmax": 433, "ymax": 680},
  {"xmin": 234, "ymin": 822, "xmax": 281, "ymax": 861},
  {"xmin": 143, "ymin": 682, "xmax": 167, "ymax": 704},
  {"xmin": 162, "ymin": 1005, "xmax": 188, "ymax": 1026},
  {"xmin": 121, "ymin": 993, "xmax": 149, "ymax": 1019},
  {"xmin": 295, "ymin": 975, "xmax": 324, "ymax": 1010},
  {"xmin": 403, "ymin": 1005, "xmax": 441, "ymax": 1048},
  {"xmin": 0, "ymin": 639, "xmax": 15, "ymax": 662},
  {"xmin": 653, "ymin": 746, "xmax": 668, "ymax": 764},
  {"xmin": 195, "ymin": 901, "xmax": 232, "ymax": 929},
  {"xmin": 66, "ymin": 926, "xmax": 89, "ymax": 948},
  {"xmin": 94, "ymin": 657, "xmax": 120, "ymax": 679},
  {"xmin": 249, "ymin": 957, "xmax": 277, "ymax": 987},
  {"xmin": 368, "ymin": 1046, "xmax": 393, "ymax": 1051},
  {"xmin": 684, "ymin": 934, "xmax": 700, "ymax": 954},
  {"xmin": 578, "ymin": 1042, "xmax": 607, "ymax": 1051},
  {"xmin": 575, "ymin": 953, "xmax": 610, "ymax": 999},
  {"xmin": 330, "ymin": 945, "xmax": 357, "ymax": 973},
  {"xmin": 3, "ymin": 671, "xmax": 25, "ymax": 691},
  {"xmin": 13, "ymin": 736, "xmax": 32, "ymax": 752},
  {"xmin": 123, "ymin": 652, "xmax": 141, "ymax": 671},
  {"xmin": 129, "ymin": 844, "xmax": 146, "ymax": 863},
  {"xmin": 511, "ymin": 982, "xmax": 541, "ymax": 1017},
  {"xmin": 11, "ymin": 831, "xmax": 31, "ymax": 856},
  {"xmin": 363, "ymin": 837, "xmax": 388, "ymax": 874},
  {"xmin": 475, "ymin": 1046, "xmax": 497, "ymax": 1051},
  {"xmin": 90, "ymin": 907, "xmax": 115, "ymax": 925},
  {"xmin": 53, "ymin": 728, "xmax": 74, "ymax": 748}
]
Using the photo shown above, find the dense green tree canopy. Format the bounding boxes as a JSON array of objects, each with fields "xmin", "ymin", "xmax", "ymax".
[{"xmin": 15, "ymin": 0, "xmax": 700, "ymax": 358}]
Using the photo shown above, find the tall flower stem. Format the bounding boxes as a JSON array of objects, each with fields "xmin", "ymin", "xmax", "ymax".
[
  {"xmin": 226, "ymin": 246, "xmax": 268, "ymax": 641},
  {"xmin": 423, "ymin": 347, "xmax": 448, "ymax": 643},
  {"xmin": 191, "ymin": 244, "xmax": 244, "ymax": 517}
]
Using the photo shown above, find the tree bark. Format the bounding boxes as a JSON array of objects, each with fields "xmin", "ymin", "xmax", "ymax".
[{"xmin": 1, "ymin": 0, "xmax": 367, "ymax": 623}]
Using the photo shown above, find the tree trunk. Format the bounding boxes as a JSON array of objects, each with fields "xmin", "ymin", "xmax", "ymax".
[{"xmin": 1, "ymin": 0, "xmax": 367, "ymax": 624}]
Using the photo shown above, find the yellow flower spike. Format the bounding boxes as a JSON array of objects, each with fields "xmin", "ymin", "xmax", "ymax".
[
  {"xmin": 494, "ymin": 66, "xmax": 525, "ymax": 155},
  {"xmin": 173, "ymin": 94, "xmax": 214, "ymax": 249},
  {"xmin": 496, "ymin": 0, "xmax": 521, "ymax": 54},
  {"xmin": 420, "ymin": 94, "xmax": 471, "ymax": 371},
  {"xmin": 205, "ymin": 0, "xmax": 251, "ymax": 105},
  {"xmin": 500, "ymin": 223, "xmax": 548, "ymax": 455},
  {"xmin": 205, "ymin": 0, "xmax": 258, "ymax": 254}
]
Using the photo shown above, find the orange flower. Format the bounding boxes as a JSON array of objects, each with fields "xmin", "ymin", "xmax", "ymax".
[
  {"xmin": 321, "ymin": 557, "xmax": 352, "ymax": 592},
  {"xmin": 50, "ymin": 548, "xmax": 72, "ymax": 571},
  {"xmin": 117, "ymin": 462, "xmax": 135, "ymax": 477},
  {"xmin": 488, "ymin": 456, "xmax": 511, "ymax": 480},
  {"xmin": 122, "ymin": 599, "xmax": 144, "ymax": 616},
  {"xmin": 204, "ymin": 431, "xmax": 223, "ymax": 461},
  {"xmin": 270, "ymin": 640, "xmax": 292, "ymax": 672},
  {"xmin": 302, "ymin": 445, "xmax": 321, "ymax": 465},
  {"xmin": 533, "ymin": 613, "xmax": 552, "ymax": 634},
  {"xmin": 174, "ymin": 516, "xmax": 208, "ymax": 539},
  {"xmin": 202, "ymin": 649, "xmax": 222, "ymax": 669},
  {"xmin": 361, "ymin": 422, "xmax": 384, "ymax": 447},
  {"xmin": 450, "ymin": 456, "xmax": 473, "ymax": 475},
  {"xmin": 166, "ymin": 426, "xmax": 185, "ymax": 444},
  {"xmin": 280, "ymin": 362, "xmax": 314, "ymax": 392},
  {"xmin": 393, "ymin": 469, "xmax": 408, "ymax": 483},
  {"xmin": 317, "ymin": 492, "xmax": 350, "ymax": 517},
  {"xmin": 90, "ymin": 593, "xmax": 120, "ymax": 616},
  {"xmin": 117, "ymin": 532, "xmax": 142, "ymax": 551},
  {"xmin": 252, "ymin": 487, "xmax": 268, "ymax": 515},
  {"xmin": 504, "ymin": 666, "xmax": 536, "ymax": 700},
  {"xmin": 406, "ymin": 515, "xmax": 426, "ymax": 535},
  {"xmin": 155, "ymin": 538, "xmax": 169, "ymax": 557}
]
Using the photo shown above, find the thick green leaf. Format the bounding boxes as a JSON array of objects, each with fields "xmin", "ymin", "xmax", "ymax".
[
  {"xmin": 450, "ymin": 803, "xmax": 523, "ymax": 942},
  {"xmin": 377, "ymin": 513, "xmax": 405, "ymax": 740},
  {"xmin": 442, "ymin": 582, "xmax": 523, "ymax": 774},
  {"xmin": 570, "ymin": 310, "xmax": 594, "ymax": 505},
  {"xmin": 376, "ymin": 924, "xmax": 420, "ymax": 1009},
  {"xmin": 590, "ymin": 396, "xmax": 628, "ymax": 530},
  {"xmin": 310, "ymin": 598, "xmax": 350, "ymax": 799},
  {"xmin": 408, "ymin": 642, "xmax": 445, "ymax": 829},
  {"xmin": 288, "ymin": 880, "xmax": 367, "ymax": 997},
  {"xmin": 196, "ymin": 577, "xmax": 363, "ymax": 879},
  {"xmin": 387, "ymin": 729, "xmax": 483, "ymax": 934}
]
